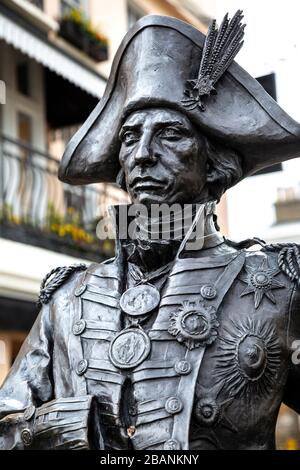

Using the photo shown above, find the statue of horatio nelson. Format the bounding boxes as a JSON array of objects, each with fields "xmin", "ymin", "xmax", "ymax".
[{"xmin": 1, "ymin": 11, "xmax": 300, "ymax": 450}]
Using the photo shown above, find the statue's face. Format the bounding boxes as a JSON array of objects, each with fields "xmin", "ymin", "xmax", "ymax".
[{"xmin": 119, "ymin": 108, "xmax": 207, "ymax": 206}]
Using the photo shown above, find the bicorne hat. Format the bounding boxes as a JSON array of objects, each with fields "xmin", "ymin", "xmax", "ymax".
[{"xmin": 58, "ymin": 13, "xmax": 300, "ymax": 186}]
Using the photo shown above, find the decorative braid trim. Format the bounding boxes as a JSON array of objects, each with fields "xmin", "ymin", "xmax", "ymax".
[
  {"xmin": 38, "ymin": 264, "xmax": 87, "ymax": 306},
  {"xmin": 262, "ymin": 243, "xmax": 300, "ymax": 285}
]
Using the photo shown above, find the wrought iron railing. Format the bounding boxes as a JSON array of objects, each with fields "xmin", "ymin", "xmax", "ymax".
[{"xmin": 0, "ymin": 134, "xmax": 122, "ymax": 261}]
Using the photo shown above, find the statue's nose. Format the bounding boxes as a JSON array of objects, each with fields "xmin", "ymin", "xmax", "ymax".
[{"xmin": 134, "ymin": 141, "xmax": 157, "ymax": 165}]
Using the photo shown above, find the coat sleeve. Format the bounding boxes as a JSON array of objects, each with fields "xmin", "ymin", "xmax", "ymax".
[
  {"xmin": 0, "ymin": 303, "xmax": 53, "ymax": 449},
  {"xmin": 283, "ymin": 285, "xmax": 300, "ymax": 415}
]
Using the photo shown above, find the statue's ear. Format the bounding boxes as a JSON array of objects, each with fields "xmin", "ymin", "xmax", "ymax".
[
  {"xmin": 203, "ymin": 138, "xmax": 243, "ymax": 202},
  {"xmin": 205, "ymin": 158, "xmax": 222, "ymax": 202},
  {"xmin": 203, "ymin": 138, "xmax": 221, "ymax": 195},
  {"xmin": 205, "ymin": 158, "xmax": 218, "ymax": 185}
]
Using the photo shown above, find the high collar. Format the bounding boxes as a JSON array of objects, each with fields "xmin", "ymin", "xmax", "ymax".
[{"xmin": 110, "ymin": 201, "xmax": 225, "ymax": 269}]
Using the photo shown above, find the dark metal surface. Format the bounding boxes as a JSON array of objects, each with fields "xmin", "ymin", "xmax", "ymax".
[{"xmin": 1, "ymin": 12, "xmax": 300, "ymax": 451}]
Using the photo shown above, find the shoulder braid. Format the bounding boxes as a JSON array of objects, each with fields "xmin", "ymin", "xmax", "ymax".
[
  {"xmin": 38, "ymin": 264, "xmax": 87, "ymax": 307},
  {"xmin": 262, "ymin": 243, "xmax": 300, "ymax": 285}
]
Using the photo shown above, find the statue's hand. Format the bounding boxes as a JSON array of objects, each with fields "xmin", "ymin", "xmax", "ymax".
[{"xmin": 26, "ymin": 396, "xmax": 102, "ymax": 450}]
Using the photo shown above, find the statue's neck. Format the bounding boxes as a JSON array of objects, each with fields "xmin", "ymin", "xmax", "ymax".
[
  {"xmin": 202, "ymin": 212, "xmax": 224, "ymax": 249},
  {"xmin": 113, "ymin": 201, "xmax": 226, "ymax": 270}
]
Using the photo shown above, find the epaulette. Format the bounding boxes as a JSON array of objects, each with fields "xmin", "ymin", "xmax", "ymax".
[
  {"xmin": 261, "ymin": 243, "xmax": 300, "ymax": 285},
  {"xmin": 224, "ymin": 237, "xmax": 266, "ymax": 250},
  {"xmin": 38, "ymin": 264, "xmax": 87, "ymax": 307}
]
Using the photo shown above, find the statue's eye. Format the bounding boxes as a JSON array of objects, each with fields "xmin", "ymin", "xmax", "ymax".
[
  {"xmin": 160, "ymin": 127, "xmax": 183, "ymax": 140},
  {"xmin": 121, "ymin": 131, "xmax": 139, "ymax": 145}
]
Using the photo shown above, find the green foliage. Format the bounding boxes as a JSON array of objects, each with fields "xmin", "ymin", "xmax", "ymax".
[{"xmin": 62, "ymin": 8, "xmax": 108, "ymax": 46}]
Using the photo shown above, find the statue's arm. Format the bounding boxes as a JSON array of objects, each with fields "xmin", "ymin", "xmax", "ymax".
[
  {"xmin": 0, "ymin": 303, "xmax": 54, "ymax": 449},
  {"xmin": 0, "ymin": 302, "xmax": 102, "ymax": 449},
  {"xmin": 283, "ymin": 286, "xmax": 300, "ymax": 415}
]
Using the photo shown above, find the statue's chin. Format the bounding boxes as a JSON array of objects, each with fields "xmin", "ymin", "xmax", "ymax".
[
  {"xmin": 132, "ymin": 190, "xmax": 169, "ymax": 207},
  {"xmin": 133, "ymin": 197, "xmax": 165, "ymax": 208}
]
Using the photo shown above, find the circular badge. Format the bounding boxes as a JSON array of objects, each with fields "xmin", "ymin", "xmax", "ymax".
[
  {"xmin": 164, "ymin": 439, "xmax": 181, "ymax": 450},
  {"xmin": 237, "ymin": 334, "xmax": 267, "ymax": 380},
  {"xmin": 120, "ymin": 284, "xmax": 160, "ymax": 317},
  {"xmin": 168, "ymin": 301, "xmax": 219, "ymax": 350},
  {"xmin": 201, "ymin": 284, "xmax": 217, "ymax": 300},
  {"xmin": 251, "ymin": 271, "xmax": 271, "ymax": 289},
  {"xmin": 194, "ymin": 398, "xmax": 221, "ymax": 427},
  {"xmin": 109, "ymin": 328, "xmax": 151, "ymax": 369}
]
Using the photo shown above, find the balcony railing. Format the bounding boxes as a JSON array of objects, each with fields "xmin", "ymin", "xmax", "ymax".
[{"xmin": 0, "ymin": 134, "xmax": 120, "ymax": 261}]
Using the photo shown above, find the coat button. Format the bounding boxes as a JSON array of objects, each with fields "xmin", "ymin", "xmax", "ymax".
[
  {"xmin": 201, "ymin": 284, "xmax": 217, "ymax": 300},
  {"xmin": 21, "ymin": 429, "xmax": 33, "ymax": 447},
  {"xmin": 174, "ymin": 360, "xmax": 192, "ymax": 375},
  {"xmin": 165, "ymin": 397, "xmax": 183, "ymax": 415},
  {"xmin": 73, "ymin": 319, "xmax": 86, "ymax": 336},
  {"xmin": 75, "ymin": 285, "xmax": 86, "ymax": 296},
  {"xmin": 164, "ymin": 439, "xmax": 181, "ymax": 450},
  {"xmin": 128, "ymin": 404, "xmax": 137, "ymax": 416},
  {"xmin": 23, "ymin": 405, "xmax": 36, "ymax": 422},
  {"xmin": 76, "ymin": 359, "xmax": 88, "ymax": 375}
]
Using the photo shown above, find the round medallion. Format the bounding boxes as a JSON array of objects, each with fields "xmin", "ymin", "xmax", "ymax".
[
  {"xmin": 165, "ymin": 396, "xmax": 183, "ymax": 415},
  {"xmin": 109, "ymin": 328, "xmax": 151, "ymax": 369},
  {"xmin": 73, "ymin": 319, "xmax": 86, "ymax": 336},
  {"xmin": 250, "ymin": 271, "xmax": 271, "ymax": 289},
  {"xmin": 168, "ymin": 301, "xmax": 219, "ymax": 350},
  {"xmin": 195, "ymin": 398, "xmax": 221, "ymax": 427},
  {"xmin": 174, "ymin": 360, "xmax": 192, "ymax": 375},
  {"xmin": 201, "ymin": 284, "xmax": 217, "ymax": 300},
  {"xmin": 238, "ymin": 334, "xmax": 267, "ymax": 380},
  {"xmin": 21, "ymin": 429, "xmax": 33, "ymax": 447},
  {"xmin": 76, "ymin": 359, "xmax": 88, "ymax": 376},
  {"xmin": 120, "ymin": 284, "xmax": 160, "ymax": 317},
  {"xmin": 24, "ymin": 405, "xmax": 36, "ymax": 422},
  {"xmin": 163, "ymin": 439, "xmax": 181, "ymax": 450},
  {"xmin": 182, "ymin": 311, "xmax": 209, "ymax": 336}
]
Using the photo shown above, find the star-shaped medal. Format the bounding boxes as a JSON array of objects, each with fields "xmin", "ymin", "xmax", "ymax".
[{"xmin": 239, "ymin": 257, "xmax": 285, "ymax": 309}]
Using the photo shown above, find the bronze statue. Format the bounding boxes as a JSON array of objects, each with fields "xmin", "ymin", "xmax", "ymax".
[{"xmin": 1, "ymin": 12, "xmax": 300, "ymax": 450}]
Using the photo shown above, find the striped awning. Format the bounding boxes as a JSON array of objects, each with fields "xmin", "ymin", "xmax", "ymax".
[{"xmin": 0, "ymin": 12, "xmax": 106, "ymax": 98}]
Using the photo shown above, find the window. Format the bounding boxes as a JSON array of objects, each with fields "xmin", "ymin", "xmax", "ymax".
[
  {"xmin": 18, "ymin": 112, "xmax": 32, "ymax": 146},
  {"xmin": 61, "ymin": 0, "xmax": 87, "ymax": 16},
  {"xmin": 16, "ymin": 62, "xmax": 30, "ymax": 97},
  {"xmin": 127, "ymin": 1, "xmax": 144, "ymax": 28}
]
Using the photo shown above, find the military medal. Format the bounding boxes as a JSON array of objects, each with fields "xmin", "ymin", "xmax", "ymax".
[
  {"xmin": 109, "ymin": 327, "xmax": 151, "ymax": 369},
  {"xmin": 120, "ymin": 284, "xmax": 160, "ymax": 317},
  {"xmin": 239, "ymin": 257, "xmax": 284, "ymax": 309},
  {"xmin": 168, "ymin": 300, "xmax": 219, "ymax": 350}
]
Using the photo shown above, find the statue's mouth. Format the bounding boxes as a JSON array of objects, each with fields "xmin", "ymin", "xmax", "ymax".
[{"xmin": 131, "ymin": 176, "xmax": 164, "ymax": 191}]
